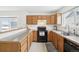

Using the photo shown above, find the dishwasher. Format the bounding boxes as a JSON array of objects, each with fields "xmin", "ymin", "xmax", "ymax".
[{"xmin": 64, "ymin": 39, "xmax": 79, "ymax": 52}]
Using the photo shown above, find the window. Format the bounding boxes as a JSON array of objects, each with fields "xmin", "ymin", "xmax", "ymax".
[{"xmin": 0, "ymin": 17, "xmax": 17, "ymax": 32}]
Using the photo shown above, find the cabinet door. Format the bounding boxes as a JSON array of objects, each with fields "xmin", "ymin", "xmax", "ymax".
[
  {"xmin": 28, "ymin": 34, "xmax": 31, "ymax": 51},
  {"xmin": 50, "ymin": 16, "xmax": 55, "ymax": 24},
  {"xmin": 27, "ymin": 16, "xmax": 32, "ymax": 24},
  {"xmin": 57, "ymin": 35, "xmax": 64, "ymax": 52},
  {"xmin": 47, "ymin": 16, "xmax": 51, "ymax": 24},
  {"xmin": 32, "ymin": 16, "xmax": 37, "ymax": 24},
  {"xmin": 31, "ymin": 31, "xmax": 34, "ymax": 42},
  {"xmin": 51, "ymin": 32, "xmax": 54, "ymax": 42},
  {"xmin": 21, "ymin": 36, "xmax": 28, "ymax": 52},
  {"xmin": 57, "ymin": 13, "xmax": 62, "ymax": 24},
  {"xmin": 41, "ymin": 16, "xmax": 47, "ymax": 19},
  {"xmin": 52, "ymin": 32, "xmax": 58, "ymax": 49},
  {"xmin": 48, "ymin": 31, "xmax": 52, "ymax": 42},
  {"xmin": 54, "ymin": 14, "xmax": 57, "ymax": 24},
  {"xmin": 54, "ymin": 33, "xmax": 58, "ymax": 49},
  {"xmin": 33, "ymin": 31, "xmax": 37, "ymax": 42},
  {"xmin": 37, "ymin": 16, "xmax": 42, "ymax": 20}
]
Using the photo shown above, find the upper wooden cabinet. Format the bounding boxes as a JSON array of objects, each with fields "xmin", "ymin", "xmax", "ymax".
[
  {"xmin": 50, "ymin": 15, "xmax": 55, "ymax": 24},
  {"xmin": 26, "ymin": 13, "xmax": 62, "ymax": 25},
  {"xmin": 37, "ymin": 16, "xmax": 42, "ymax": 19},
  {"xmin": 32, "ymin": 16, "xmax": 37, "ymax": 24},
  {"xmin": 41, "ymin": 16, "xmax": 47, "ymax": 19},
  {"xmin": 54, "ymin": 13, "xmax": 62, "ymax": 24},
  {"xmin": 27, "ymin": 16, "xmax": 32, "ymax": 24}
]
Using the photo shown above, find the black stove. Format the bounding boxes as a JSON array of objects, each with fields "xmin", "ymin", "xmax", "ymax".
[{"xmin": 37, "ymin": 27, "xmax": 47, "ymax": 42}]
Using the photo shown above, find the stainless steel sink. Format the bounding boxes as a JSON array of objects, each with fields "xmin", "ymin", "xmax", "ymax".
[
  {"xmin": 61, "ymin": 31, "xmax": 71, "ymax": 36},
  {"xmin": 61, "ymin": 31, "xmax": 75, "ymax": 36}
]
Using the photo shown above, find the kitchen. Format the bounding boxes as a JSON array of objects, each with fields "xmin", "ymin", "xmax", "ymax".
[{"xmin": 0, "ymin": 6, "xmax": 79, "ymax": 52}]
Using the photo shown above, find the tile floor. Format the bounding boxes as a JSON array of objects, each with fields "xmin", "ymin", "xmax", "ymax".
[
  {"xmin": 29, "ymin": 42, "xmax": 57, "ymax": 52},
  {"xmin": 29, "ymin": 42, "xmax": 47, "ymax": 52}
]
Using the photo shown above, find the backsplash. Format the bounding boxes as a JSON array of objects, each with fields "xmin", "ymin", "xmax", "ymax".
[
  {"xmin": 57, "ymin": 25, "xmax": 79, "ymax": 36},
  {"xmin": 27, "ymin": 25, "xmax": 54, "ymax": 31}
]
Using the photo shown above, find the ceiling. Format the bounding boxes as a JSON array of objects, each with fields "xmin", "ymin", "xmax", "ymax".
[{"xmin": 0, "ymin": 6, "xmax": 63, "ymax": 13}]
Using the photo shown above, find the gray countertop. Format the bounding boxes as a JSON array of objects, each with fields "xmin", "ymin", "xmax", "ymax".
[
  {"xmin": 0, "ymin": 28, "xmax": 79, "ymax": 46},
  {"xmin": 0, "ymin": 29, "xmax": 32, "ymax": 42},
  {"xmin": 52, "ymin": 30, "xmax": 79, "ymax": 45}
]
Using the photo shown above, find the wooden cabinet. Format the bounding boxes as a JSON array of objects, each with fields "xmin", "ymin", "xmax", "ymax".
[
  {"xmin": 27, "ymin": 33, "xmax": 32, "ymax": 51},
  {"xmin": 0, "ymin": 31, "xmax": 37, "ymax": 52},
  {"xmin": 52, "ymin": 32, "xmax": 58, "ymax": 49},
  {"xmin": 37, "ymin": 16, "xmax": 42, "ymax": 19},
  {"xmin": 48, "ymin": 31, "xmax": 52, "ymax": 42},
  {"xmin": 27, "ymin": 15, "xmax": 51, "ymax": 24},
  {"xmin": 32, "ymin": 31, "xmax": 37, "ymax": 42},
  {"xmin": 32, "ymin": 16, "xmax": 37, "ymax": 24},
  {"xmin": 26, "ymin": 13, "xmax": 62, "ymax": 25},
  {"xmin": 49, "ymin": 31, "xmax": 64, "ymax": 52},
  {"xmin": 31, "ymin": 31, "xmax": 34, "ymax": 42},
  {"xmin": 47, "ymin": 16, "xmax": 51, "ymax": 24},
  {"xmin": 53, "ymin": 13, "xmax": 62, "ymax": 24},
  {"xmin": 27, "ymin": 16, "xmax": 37, "ymax": 24},
  {"xmin": 27, "ymin": 31, "xmax": 37, "ymax": 51},
  {"xmin": 41, "ymin": 16, "xmax": 47, "ymax": 19},
  {"xmin": 21, "ymin": 36, "xmax": 28, "ymax": 52},
  {"xmin": 57, "ymin": 35, "xmax": 64, "ymax": 52},
  {"xmin": 0, "ymin": 42, "xmax": 21, "ymax": 52},
  {"xmin": 27, "ymin": 16, "xmax": 32, "ymax": 24},
  {"xmin": 50, "ymin": 15, "xmax": 55, "ymax": 24},
  {"xmin": 54, "ymin": 14, "xmax": 57, "ymax": 24}
]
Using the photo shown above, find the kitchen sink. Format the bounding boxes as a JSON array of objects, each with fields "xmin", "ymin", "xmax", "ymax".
[
  {"xmin": 61, "ymin": 31, "xmax": 75, "ymax": 36},
  {"xmin": 61, "ymin": 32, "xmax": 70, "ymax": 36}
]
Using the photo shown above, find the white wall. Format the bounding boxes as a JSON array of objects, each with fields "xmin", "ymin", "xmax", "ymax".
[
  {"xmin": 0, "ymin": 11, "xmax": 29, "ymax": 28},
  {"xmin": 27, "ymin": 13, "xmax": 51, "ymax": 15},
  {"xmin": 58, "ymin": 6, "xmax": 76, "ymax": 13}
]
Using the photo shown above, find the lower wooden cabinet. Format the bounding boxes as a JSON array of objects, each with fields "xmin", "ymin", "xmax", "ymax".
[
  {"xmin": 27, "ymin": 31, "xmax": 37, "ymax": 51},
  {"xmin": 0, "ymin": 31, "xmax": 37, "ymax": 52},
  {"xmin": 20, "ymin": 36, "xmax": 28, "ymax": 52},
  {"xmin": 57, "ymin": 35, "xmax": 64, "ymax": 52},
  {"xmin": 0, "ymin": 42, "xmax": 21, "ymax": 52},
  {"xmin": 52, "ymin": 32, "xmax": 58, "ymax": 49},
  {"xmin": 49, "ymin": 31, "xmax": 64, "ymax": 52},
  {"xmin": 27, "ymin": 33, "xmax": 32, "ymax": 51},
  {"xmin": 48, "ymin": 31, "xmax": 52, "ymax": 42},
  {"xmin": 32, "ymin": 31, "xmax": 37, "ymax": 42}
]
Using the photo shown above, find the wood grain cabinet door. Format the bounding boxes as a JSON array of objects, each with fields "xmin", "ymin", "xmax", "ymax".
[
  {"xmin": 57, "ymin": 35, "xmax": 64, "ymax": 52},
  {"xmin": 33, "ymin": 31, "xmax": 37, "ymax": 42},
  {"xmin": 48, "ymin": 31, "xmax": 52, "ymax": 42},
  {"xmin": 21, "ymin": 36, "xmax": 28, "ymax": 52},
  {"xmin": 41, "ymin": 16, "xmax": 47, "ymax": 19},
  {"xmin": 54, "ymin": 33, "xmax": 58, "ymax": 49},
  {"xmin": 47, "ymin": 16, "xmax": 51, "ymax": 24},
  {"xmin": 32, "ymin": 16, "xmax": 37, "ymax": 24},
  {"xmin": 37, "ymin": 16, "xmax": 42, "ymax": 20},
  {"xmin": 27, "ymin": 34, "xmax": 31, "ymax": 51},
  {"xmin": 50, "ymin": 16, "xmax": 55, "ymax": 24},
  {"xmin": 27, "ymin": 16, "xmax": 32, "ymax": 24}
]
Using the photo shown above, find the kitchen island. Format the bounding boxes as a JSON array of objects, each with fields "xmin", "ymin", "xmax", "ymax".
[{"xmin": 0, "ymin": 28, "xmax": 35, "ymax": 52}]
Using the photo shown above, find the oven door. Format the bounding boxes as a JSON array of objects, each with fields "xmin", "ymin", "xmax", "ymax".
[{"xmin": 39, "ymin": 31, "xmax": 45, "ymax": 36}]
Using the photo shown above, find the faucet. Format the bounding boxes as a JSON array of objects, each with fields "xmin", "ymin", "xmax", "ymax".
[
  {"xmin": 67, "ymin": 25, "xmax": 70, "ymax": 35},
  {"xmin": 73, "ymin": 29, "xmax": 76, "ymax": 35}
]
